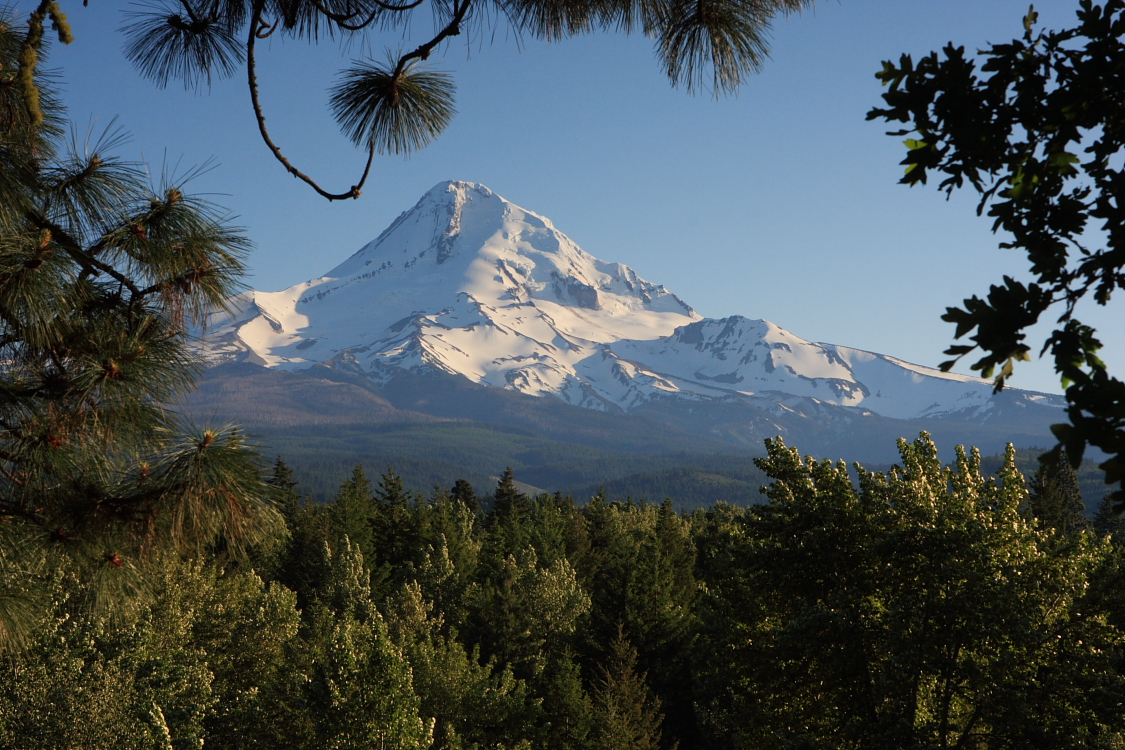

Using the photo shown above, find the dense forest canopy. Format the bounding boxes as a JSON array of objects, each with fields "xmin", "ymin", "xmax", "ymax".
[{"xmin": 6, "ymin": 435, "xmax": 1125, "ymax": 749}]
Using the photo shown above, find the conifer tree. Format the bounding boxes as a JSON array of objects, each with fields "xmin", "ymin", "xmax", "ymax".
[
  {"xmin": 491, "ymin": 468, "xmax": 530, "ymax": 522},
  {"xmin": 373, "ymin": 465, "xmax": 419, "ymax": 573},
  {"xmin": 384, "ymin": 580, "xmax": 539, "ymax": 750},
  {"xmin": 0, "ymin": 10, "xmax": 279, "ymax": 648},
  {"xmin": 1028, "ymin": 457, "xmax": 1090, "ymax": 536},
  {"xmin": 271, "ymin": 496, "xmax": 332, "ymax": 609},
  {"xmin": 376, "ymin": 464, "xmax": 409, "ymax": 508},
  {"xmin": 267, "ymin": 456, "xmax": 299, "ymax": 508},
  {"xmin": 100, "ymin": 0, "xmax": 815, "ymax": 202},
  {"xmin": 537, "ymin": 650, "xmax": 593, "ymax": 750},
  {"xmin": 591, "ymin": 628, "xmax": 669, "ymax": 750},
  {"xmin": 450, "ymin": 478, "xmax": 480, "ymax": 516},
  {"xmin": 307, "ymin": 541, "xmax": 432, "ymax": 750},
  {"xmin": 579, "ymin": 498, "xmax": 697, "ymax": 747},
  {"xmin": 1094, "ymin": 495, "xmax": 1125, "ymax": 540},
  {"xmin": 413, "ymin": 486, "xmax": 481, "ymax": 622},
  {"xmin": 332, "ymin": 464, "xmax": 377, "ymax": 560}
]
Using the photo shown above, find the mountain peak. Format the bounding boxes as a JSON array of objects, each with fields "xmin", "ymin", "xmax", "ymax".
[
  {"xmin": 327, "ymin": 180, "xmax": 504, "ymax": 277},
  {"xmin": 201, "ymin": 183, "xmax": 1062, "ymax": 423},
  {"xmin": 204, "ymin": 182, "xmax": 698, "ymax": 378},
  {"xmin": 423, "ymin": 179, "xmax": 495, "ymax": 202}
]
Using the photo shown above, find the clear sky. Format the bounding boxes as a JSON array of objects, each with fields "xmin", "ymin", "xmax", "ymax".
[{"xmin": 38, "ymin": 0, "xmax": 1121, "ymax": 395}]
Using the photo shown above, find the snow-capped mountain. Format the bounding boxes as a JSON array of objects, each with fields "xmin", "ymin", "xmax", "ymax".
[{"xmin": 202, "ymin": 181, "xmax": 1064, "ymax": 421}]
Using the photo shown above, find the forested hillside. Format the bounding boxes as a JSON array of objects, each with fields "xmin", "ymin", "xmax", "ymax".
[
  {"xmin": 6, "ymin": 433, "xmax": 1125, "ymax": 749},
  {"xmin": 249, "ymin": 419, "xmax": 1111, "ymax": 514},
  {"xmin": 186, "ymin": 363, "xmax": 1112, "ymax": 510}
]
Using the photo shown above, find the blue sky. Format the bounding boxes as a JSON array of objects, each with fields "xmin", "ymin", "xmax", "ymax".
[{"xmin": 41, "ymin": 0, "xmax": 1119, "ymax": 395}]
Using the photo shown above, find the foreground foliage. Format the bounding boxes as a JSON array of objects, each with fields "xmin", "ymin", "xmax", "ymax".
[
  {"xmin": 99, "ymin": 0, "xmax": 816, "ymax": 200},
  {"xmin": 0, "ymin": 12, "xmax": 280, "ymax": 650},
  {"xmin": 4, "ymin": 435, "xmax": 1125, "ymax": 749},
  {"xmin": 869, "ymin": 1, "xmax": 1125, "ymax": 507},
  {"xmin": 699, "ymin": 436, "xmax": 1124, "ymax": 749}
]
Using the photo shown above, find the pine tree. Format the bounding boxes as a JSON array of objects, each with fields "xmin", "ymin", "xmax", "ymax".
[
  {"xmin": 466, "ymin": 547, "xmax": 590, "ymax": 679},
  {"xmin": 537, "ymin": 651, "xmax": 593, "ymax": 750},
  {"xmin": 491, "ymin": 468, "xmax": 530, "ymax": 522},
  {"xmin": 375, "ymin": 464, "xmax": 409, "ymax": 508},
  {"xmin": 1093, "ymin": 495, "xmax": 1125, "ymax": 541},
  {"xmin": 267, "ymin": 456, "xmax": 300, "ymax": 509},
  {"xmin": 591, "ymin": 628, "xmax": 669, "ymax": 750},
  {"xmin": 384, "ymin": 580, "xmax": 539, "ymax": 750},
  {"xmin": 316, "ymin": 537, "xmax": 375, "ymax": 624},
  {"xmin": 1028, "ymin": 458, "xmax": 1090, "ymax": 535},
  {"xmin": 307, "ymin": 604, "xmax": 431, "ymax": 750},
  {"xmin": 332, "ymin": 464, "xmax": 377, "ymax": 560},
  {"xmin": 108, "ymin": 0, "xmax": 813, "ymax": 203},
  {"xmin": 450, "ymin": 478, "xmax": 480, "ymax": 516},
  {"xmin": 0, "ymin": 10, "xmax": 279, "ymax": 648},
  {"xmin": 271, "ymin": 498, "xmax": 333, "ymax": 610},
  {"xmin": 579, "ymin": 498, "xmax": 697, "ymax": 748},
  {"xmin": 412, "ymin": 486, "xmax": 481, "ymax": 622},
  {"xmin": 373, "ymin": 465, "xmax": 419, "ymax": 574}
]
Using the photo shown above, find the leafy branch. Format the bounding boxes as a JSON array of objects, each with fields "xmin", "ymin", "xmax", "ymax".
[{"xmin": 867, "ymin": 1, "xmax": 1125, "ymax": 506}]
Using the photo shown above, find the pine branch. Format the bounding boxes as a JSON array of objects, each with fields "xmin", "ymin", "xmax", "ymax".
[
  {"xmin": 246, "ymin": 0, "xmax": 376, "ymax": 201},
  {"xmin": 23, "ymin": 212, "xmax": 143, "ymax": 298},
  {"xmin": 311, "ymin": 0, "xmax": 426, "ymax": 32},
  {"xmin": 393, "ymin": 0, "xmax": 471, "ymax": 74}
]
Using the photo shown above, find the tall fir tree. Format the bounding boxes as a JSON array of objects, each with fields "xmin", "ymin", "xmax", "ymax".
[
  {"xmin": 1094, "ymin": 495, "xmax": 1125, "ymax": 541},
  {"xmin": 1028, "ymin": 457, "xmax": 1090, "ymax": 535},
  {"xmin": 332, "ymin": 464, "xmax": 378, "ymax": 560},
  {"xmin": 450, "ymin": 478, "xmax": 481, "ymax": 517},
  {"xmin": 267, "ymin": 456, "xmax": 300, "ymax": 509},
  {"xmin": 373, "ymin": 465, "xmax": 418, "ymax": 575},
  {"xmin": 591, "ymin": 628, "xmax": 669, "ymax": 750},
  {"xmin": 537, "ymin": 650, "xmax": 593, "ymax": 750},
  {"xmin": 492, "ymin": 468, "xmax": 529, "ymax": 521}
]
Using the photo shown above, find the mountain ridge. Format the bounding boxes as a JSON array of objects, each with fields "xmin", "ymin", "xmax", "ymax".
[{"xmin": 198, "ymin": 180, "xmax": 1064, "ymax": 435}]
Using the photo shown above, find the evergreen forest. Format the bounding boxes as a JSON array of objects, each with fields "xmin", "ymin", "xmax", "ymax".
[{"xmin": 7, "ymin": 434, "xmax": 1125, "ymax": 750}]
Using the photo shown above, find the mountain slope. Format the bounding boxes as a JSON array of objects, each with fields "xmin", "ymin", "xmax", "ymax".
[
  {"xmin": 198, "ymin": 180, "xmax": 1065, "ymax": 431},
  {"xmin": 182, "ymin": 363, "xmax": 1089, "ymax": 508}
]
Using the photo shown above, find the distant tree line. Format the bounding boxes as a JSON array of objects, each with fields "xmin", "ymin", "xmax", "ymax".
[{"xmin": 5, "ymin": 432, "xmax": 1125, "ymax": 749}]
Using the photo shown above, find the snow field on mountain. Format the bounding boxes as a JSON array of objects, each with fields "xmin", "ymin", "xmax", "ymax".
[{"xmin": 200, "ymin": 181, "xmax": 1063, "ymax": 420}]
